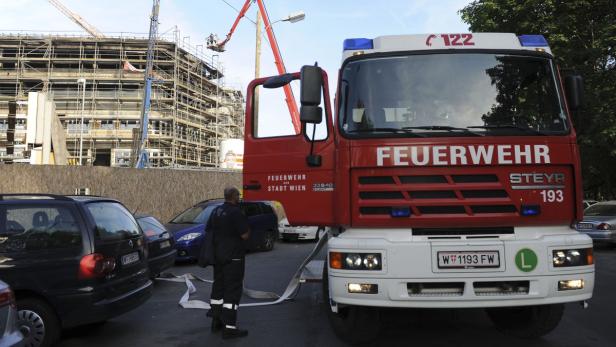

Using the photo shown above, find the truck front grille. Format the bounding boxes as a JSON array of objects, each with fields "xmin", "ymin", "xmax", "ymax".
[{"xmin": 355, "ymin": 171, "xmax": 516, "ymax": 219}]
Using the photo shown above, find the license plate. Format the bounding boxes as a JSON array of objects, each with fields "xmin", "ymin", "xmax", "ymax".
[
  {"xmin": 577, "ymin": 223, "xmax": 594, "ymax": 230},
  {"xmin": 121, "ymin": 252, "xmax": 140, "ymax": 266},
  {"xmin": 437, "ymin": 251, "xmax": 500, "ymax": 269},
  {"xmin": 283, "ymin": 228, "xmax": 296, "ymax": 234},
  {"xmin": 160, "ymin": 240, "xmax": 171, "ymax": 249}
]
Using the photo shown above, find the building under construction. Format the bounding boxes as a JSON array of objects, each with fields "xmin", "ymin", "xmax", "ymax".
[{"xmin": 0, "ymin": 32, "xmax": 244, "ymax": 167}]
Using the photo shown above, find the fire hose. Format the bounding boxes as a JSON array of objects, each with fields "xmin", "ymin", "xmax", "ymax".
[{"xmin": 157, "ymin": 234, "xmax": 328, "ymax": 309}]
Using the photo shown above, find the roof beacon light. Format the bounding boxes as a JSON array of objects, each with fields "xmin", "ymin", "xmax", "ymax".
[
  {"xmin": 343, "ymin": 38, "xmax": 373, "ymax": 51},
  {"xmin": 518, "ymin": 35, "xmax": 548, "ymax": 47}
]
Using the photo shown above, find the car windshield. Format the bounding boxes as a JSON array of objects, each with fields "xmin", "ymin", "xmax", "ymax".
[
  {"xmin": 170, "ymin": 205, "xmax": 217, "ymax": 224},
  {"xmin": 584, "ymin": 204, "xmax": 616, "ymax": 216},
  {"xmin": 339, "ymin": 53, "xmax": 568, "ymax": 137}
]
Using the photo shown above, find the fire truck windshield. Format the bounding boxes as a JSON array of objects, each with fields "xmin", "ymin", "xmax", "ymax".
[{"xmin": 338, "ymin": 53, "xmax": 569, "ymax": 138}]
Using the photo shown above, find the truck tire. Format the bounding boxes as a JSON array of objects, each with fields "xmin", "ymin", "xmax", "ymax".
[
  {"xmin": 486, "ymin": 304, "xmax": 564, "ymax": 339},
  {"xmin": 17, "ymin": 297, "xmax": 61, "ymax": 347},
  {"xmin": 322, "ymin": 261, "xmax": 381, "ymax": 345}
]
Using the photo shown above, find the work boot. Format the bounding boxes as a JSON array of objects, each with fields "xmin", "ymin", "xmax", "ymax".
[
  {"xmin": 222, "ymin": 327, "xmax": 248, "ymax": 339},
  {"xmin": 211, "ymin": 319, "xmax": 223, "ymax": 333}
]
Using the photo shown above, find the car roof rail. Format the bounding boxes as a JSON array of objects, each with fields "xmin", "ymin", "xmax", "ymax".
[{"xmin": 0, "ymin": 193, "xmax": 73, "ymax": 201}]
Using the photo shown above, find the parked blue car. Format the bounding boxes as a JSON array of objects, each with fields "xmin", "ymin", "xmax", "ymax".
[{"xmin": 165, "ymin": 199, "xmax": 279, "ymax": 261}]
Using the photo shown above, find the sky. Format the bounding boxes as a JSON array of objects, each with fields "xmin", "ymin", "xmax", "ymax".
[{"xmin": 0, "ymin": 0, "xmax": 473, "ymax": 137}]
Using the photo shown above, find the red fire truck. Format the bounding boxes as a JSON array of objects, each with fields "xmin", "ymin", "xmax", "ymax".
[{"xmin": 243, "ymin": 33, "xmax": 593, "ymax": 343}]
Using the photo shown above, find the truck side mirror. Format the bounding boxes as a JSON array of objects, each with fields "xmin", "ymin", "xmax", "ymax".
[
  {"xmin": 564, "ymin": 74, "xmax": 584, "ymax": 111},
  {"xmin": 300, "ymin": 65, "xmax": 323, "ymax": 124}
]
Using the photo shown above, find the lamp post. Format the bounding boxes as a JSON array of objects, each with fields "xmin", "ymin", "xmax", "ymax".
[
  {"xmin": 77, "ymin": 78, "xmax": 86, "ymax": 165},
  {"xmin": 212, "ymin": 54, "xmax": 220, "ymax": 167},
  {"xmin": 253, "ymin": 10, "xmax": 305, "ymax": 137}
]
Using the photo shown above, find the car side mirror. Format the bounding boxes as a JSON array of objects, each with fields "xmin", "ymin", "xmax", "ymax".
[
  {"xmin": 565, "ymin": 74, "xmax": 584, "ymax": 111},
  {"xmin": 300, "ymin": 65, "xmax": 323, "ymax": 124}
]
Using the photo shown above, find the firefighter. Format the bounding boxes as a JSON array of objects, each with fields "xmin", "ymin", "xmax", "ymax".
[{"xmin": 208, "ymin": 186, "xmax": 250, "ymax": 339}]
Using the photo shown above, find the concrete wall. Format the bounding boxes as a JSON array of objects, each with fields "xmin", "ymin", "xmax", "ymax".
[{"xmin": 0, "ymin": 165, "xmax": 242, "ymax": 222}]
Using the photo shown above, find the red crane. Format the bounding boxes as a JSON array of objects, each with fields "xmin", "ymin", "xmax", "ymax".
[{"xmin": 207, "ymin": 0, "xmax": 302, "ymax": 134}]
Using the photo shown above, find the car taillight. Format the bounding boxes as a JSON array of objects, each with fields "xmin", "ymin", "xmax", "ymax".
[
  {"xmin": 597, "ymin": 223, "xmax": 612, "ymax": 231},
  {"xmin": 0, "ymin": 287, "xmax": 16, "ymax": 308},
  {"xmin": 79, "ymin": 253, "xmax": 116, "ymax": 279}
]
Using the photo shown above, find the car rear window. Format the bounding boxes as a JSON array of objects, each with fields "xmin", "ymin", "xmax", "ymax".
[
  {"xmin": 0, "ymin": 205, "xmax": 81, "ymax": 252},
  {"xmin": 241, "ymin": 203, "xmax": 261, "ymax": 217},
  {"xmin": 87, "ymin": 202, "xmax": 141, "ymax": 241},
  {"xmin": 171, "ymin": 204, "xmax": 217, "ymax": 224},
  {"xmin": 137, "ymin": 217, "xmax": 167, "ymax": 237},
  {"xmin": 584, "ymin": 204, "xmax": 616, "ymax": 216}
]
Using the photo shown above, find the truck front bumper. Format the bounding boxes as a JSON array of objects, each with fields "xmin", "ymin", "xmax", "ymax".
[{"xmin": 328, "ymin": 226, "xmax": 594, "ymax": 309}]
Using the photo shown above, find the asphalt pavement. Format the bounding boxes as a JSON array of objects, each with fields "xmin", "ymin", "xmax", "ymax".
[{"xmin": 57, "ymin": 242, "xmax": 616, "ymax": 347}]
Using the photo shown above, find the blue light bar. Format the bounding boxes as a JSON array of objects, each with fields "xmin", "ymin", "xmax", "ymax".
[
  {"xmin": 521, "ymin": 205, "xmax": 541, "ymax": 216},
  {"xmin": 391, "ymin": 207, "xmax": 411, "ymax": 218},
  {"xmin": 343, "ymin": 38, "xmax": 373, "ymax": 51},
  {"xmin": 518, "ymin": 35, "xmax": 548, "ymax": 47}
]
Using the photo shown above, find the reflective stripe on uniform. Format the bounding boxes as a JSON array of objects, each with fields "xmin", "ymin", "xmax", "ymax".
[
  {"xmin": 223, "ymin": 303, "xmax": 238, "ymax": 310},
  {"xmin": 210, "ymin": 299, "xmax": 223, "ymax": 305}
]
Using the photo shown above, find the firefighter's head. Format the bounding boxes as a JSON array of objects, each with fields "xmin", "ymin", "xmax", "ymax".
[{"xmin": 224, "ymin": 186, "xmax": 241, "ymax": 205}]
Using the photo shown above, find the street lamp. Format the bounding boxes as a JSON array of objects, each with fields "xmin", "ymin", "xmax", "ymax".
[
  {"xmin": 77, "ymin": 78, "xmax": 86, "ymax": 165},
  {"xmin": 276, "ymin": 11, "xmax": 306, "ymax": 25},
  {"xmin": 212, "ymin": 54, "xmax": 220, "ymax": 167},
  {"xmin": 254, "ymin": 10, "xmax": 305, "ymax": 136}
]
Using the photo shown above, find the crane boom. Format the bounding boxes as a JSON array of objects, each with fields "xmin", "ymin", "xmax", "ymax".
[
  {"xmin": 135, "ymin": 0, "xmax": 161, "ymax": 168},
  {"xmin": 208, "ymin": 0, "xmax": 301, "ymax": 134},
  {"xmin": 48, "ymin": 0, "xmax": 105, "ymax": 38}
]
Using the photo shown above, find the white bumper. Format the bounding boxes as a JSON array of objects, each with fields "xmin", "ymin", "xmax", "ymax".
[{"xmin": 328, "ymin": 226, "xmax": 594, "ymax": 309}]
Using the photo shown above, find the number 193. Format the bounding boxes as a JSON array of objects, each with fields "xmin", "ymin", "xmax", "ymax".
[{"xmin": 540, "ymin": 190, "xmax": 563, "ymax": 203}]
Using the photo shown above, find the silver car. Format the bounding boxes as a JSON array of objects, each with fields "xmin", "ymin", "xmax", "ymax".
[
  {"xmin": 0, "ymin": 280, "xmax": 23, "ymax": 347},
  {"xmin": 576, "ymin": 201, "xmax": 616, "ymax": 244}
]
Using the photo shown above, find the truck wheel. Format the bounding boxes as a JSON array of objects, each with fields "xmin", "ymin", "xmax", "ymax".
[
  {"xmin": 261, "ymin": 230, "xmax": 276, "ymax": 251},
  {"xmin": 17, "ymin": 297, "xmax": 61, "ymax": 347},
  {"xmin": 322, "ymin": 261, "xmax": 381, "ymax": 345},
  {"xmin": 486, "ymin": 304, "xmax": 564, "ymax": 339}
]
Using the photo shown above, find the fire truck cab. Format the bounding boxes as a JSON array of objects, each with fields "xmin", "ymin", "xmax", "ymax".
[{"xmin": 243, "ymin": 33, "xmax": 593, "ymax": 343}]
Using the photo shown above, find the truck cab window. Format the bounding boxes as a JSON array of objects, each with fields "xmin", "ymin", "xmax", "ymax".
[{"xmin": 340, "ymin": 53, "xmax": 567, "ymax": 137}]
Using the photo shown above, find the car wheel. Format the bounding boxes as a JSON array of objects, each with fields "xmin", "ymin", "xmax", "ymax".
[
  {"xmin": 262, "ymin": 231, "xmax": 276, "ymax": 251},
  {"xmin": 17, "ymin": 298, "xmax": 61, "ymax": 347},
  {"xmin": 322, "ymin": 262, "xmax": 380, "ymax": 345},
  {"xmin": 486, "ymin": 304, "xmax": 564, "ymax": 339}
]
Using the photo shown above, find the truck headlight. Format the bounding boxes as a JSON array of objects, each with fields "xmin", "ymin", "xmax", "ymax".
[
  {"xmin": 345, "ymin": 254, "xmax": 363, "ymax": 269},
  {"xmin": 330, "ymin": 252, "xmax": 382, "ymax": 270},
  {"xmin": 553, "ymin": 248, "xmax": 593, "ymax": 267},
  {"xmin": 177, "ymin": 232, "xmax": 202, "ymax": 242}
]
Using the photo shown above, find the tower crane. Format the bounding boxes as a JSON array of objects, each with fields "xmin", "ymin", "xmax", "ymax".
[
  {"xmin": 47, "ymin": 0, "xmax": 105, "ymax": 38},
  {"xmin": 207, "ymin": 0, "xmax": 302, "ymax": 134},
  {"xmin": 134, "ymin": 0, "xmax": 161, "ymax": 168}
]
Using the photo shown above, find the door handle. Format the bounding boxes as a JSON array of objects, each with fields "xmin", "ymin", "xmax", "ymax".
[{"xmin": 243, "ymin": 182, "xmax": 261, "ymax": 190}]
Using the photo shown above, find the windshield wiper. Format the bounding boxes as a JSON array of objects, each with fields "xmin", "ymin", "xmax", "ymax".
[
  {"xmin": 402, "ymin": 126, "xmax": 484, "ymax": 136},
  {"xmin": 347, "ymin": 128, "xmax": 426, "ymax": 137},
  {"xmin": 467, "ymin": 125, "xmax": 547, "ymax": 135}
]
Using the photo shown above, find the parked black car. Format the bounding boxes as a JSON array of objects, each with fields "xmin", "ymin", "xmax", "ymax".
[
  {"xmin": 135, "ymin": 214, "xmax": 176, "ymax": 278},
  {"xmin": 0, "ymin": 194, "xmax": 152, "ymax": 347},
  {"xmin": 166, "ymin": 199, "xmax": 279, "ymax": 261}
]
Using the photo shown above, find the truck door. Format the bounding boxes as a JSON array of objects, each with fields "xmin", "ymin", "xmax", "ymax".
[{"xmin": 243, "ymin": 68, "xmax": 336, "ymax": 226}]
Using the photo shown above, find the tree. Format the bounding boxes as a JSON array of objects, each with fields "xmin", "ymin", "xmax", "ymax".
[{"xmin": 460, "ymin": 0, "xmax": 616, "ymax": 199}]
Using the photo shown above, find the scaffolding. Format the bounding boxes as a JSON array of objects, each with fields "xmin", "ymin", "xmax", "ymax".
[{"xmin": 0, "ymin": 31, "xmax": 245, "ymax": 167}]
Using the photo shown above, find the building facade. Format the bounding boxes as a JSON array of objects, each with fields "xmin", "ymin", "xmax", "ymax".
[{"xmin": 0, "ymin": 33, "xmax": 244, "ymax": 167}]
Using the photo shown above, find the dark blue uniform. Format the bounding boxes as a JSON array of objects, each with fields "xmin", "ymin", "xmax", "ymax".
[{"xmin": 208, "ymin": 202, "xmax": 249, "ymax": 328}]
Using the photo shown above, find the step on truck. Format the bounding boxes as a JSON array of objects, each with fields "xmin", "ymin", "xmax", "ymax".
[{"xmin": 242, "ymin": 33, "xmax": 593, "ymax": 344}]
